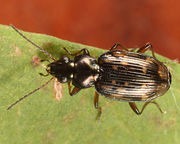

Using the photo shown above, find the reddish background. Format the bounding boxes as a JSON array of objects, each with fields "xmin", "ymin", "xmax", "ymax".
[{"xmin": 1, "ymin": 0, "xmax": 180, "ymax": 59}]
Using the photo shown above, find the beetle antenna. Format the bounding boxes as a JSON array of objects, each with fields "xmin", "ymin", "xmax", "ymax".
[
  {"xmin": 7, "ymin": 77, "xmax": 54, "ymax": 110},
  {"xmin": 10, "ymin": 24, "xmax": 56, "ymax": 61}
]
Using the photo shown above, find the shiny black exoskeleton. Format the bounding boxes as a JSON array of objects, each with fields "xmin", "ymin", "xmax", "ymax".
[
  {"xmin": 46, "ymin": 43, "xmax": 171, "ymax": 117},
  {"xmin": 47, "ymin": 48, "xmax": 100, "ymax": 95}
]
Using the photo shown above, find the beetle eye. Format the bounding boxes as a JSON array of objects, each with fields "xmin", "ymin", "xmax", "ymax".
[
  {"xmin": 59, "ymin": 56, "xmax": 69, "ymax": 63},
  {"xmin": 63, "ymin": 56, "xmax": 69, "ymax": 63},
  {"xmin": 92, "ymin": 63, "xmax": 96, "ymax": 67},
  {"xmin": 91, "ymin": 60, "xmax": 97, "ymax": 67},
  {"xmin": 91, "ymin": 61, "xmax": 99, "ymax": 70},
  {"xmin": 89, "ymin": 81, "xmax": 94, "ymax": 85},
  {"xmin": 61, "ymin": 77, "xmax": 67, "ymax": 83}
]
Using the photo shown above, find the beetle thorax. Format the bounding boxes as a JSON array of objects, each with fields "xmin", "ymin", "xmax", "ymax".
[{"xmin": 72, "ymin": 55, "xmax": 100, "ymax": 88}]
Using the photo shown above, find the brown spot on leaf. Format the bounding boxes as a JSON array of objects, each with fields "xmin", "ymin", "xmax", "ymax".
[
  {"xmin": 149, "ymin": 115, "xmax": 176, "ymax": 129},
  {"xmin": 44, "ymin": 129, "xmax": 56, "ymax": 143},
  {"xmin": 42, "ymin": 42, "xmax": 53, "ymax": 47},
  {"xmin": 10, "ymin": 45, "xmax": 22, "ymax": 56},
  {"xmin": 14, "ymin": 45, "xmax": 22, "ymax": 56},
  {"xmin": 31, "ymin": 56, "xmax": 41, "ymax": 66},
  {"xmin": 63, "ymin": 111, "xmax": 79, "ymax": 125}
]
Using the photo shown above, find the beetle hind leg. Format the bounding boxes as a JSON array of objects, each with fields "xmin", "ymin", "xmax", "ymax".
[
  {"xmin": 129, "ymin": 101, "xmax": 164, "ymax": 115},
  {"xmin": 110, "ymin": 43, "xmax": 128, "ymax": 51},
  {"xmin": 137, "ymin": 43, "xmax": 156, "ymax": 59}
]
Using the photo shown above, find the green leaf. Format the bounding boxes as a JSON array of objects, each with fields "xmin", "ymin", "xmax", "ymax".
[{"xmin": 0, "ymin": 24, "xmax": 180, "ymax": 144}]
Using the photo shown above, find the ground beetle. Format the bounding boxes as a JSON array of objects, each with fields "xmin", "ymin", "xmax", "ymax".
[{"xmin": 8, "ymin": 25, "xmax": 171, "ymax": 119}]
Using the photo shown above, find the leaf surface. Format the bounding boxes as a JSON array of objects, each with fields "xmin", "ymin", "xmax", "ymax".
[{"xmin": 0, "ymin": 25, "xmax": 180, "ymax": 144}]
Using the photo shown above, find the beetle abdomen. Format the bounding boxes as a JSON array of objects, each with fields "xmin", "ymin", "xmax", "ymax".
[{"xmin": 95, "ymin": 50, "xmax": 171, "ymax": 102}]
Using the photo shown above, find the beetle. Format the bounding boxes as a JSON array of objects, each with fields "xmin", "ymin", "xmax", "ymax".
[{"xmin": 8, "ymin": 25, "xmax": 171, "ymax": 119}]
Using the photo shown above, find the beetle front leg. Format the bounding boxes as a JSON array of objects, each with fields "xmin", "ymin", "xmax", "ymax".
[
  {"xmin": 129, "ymin": 101, "xmax": 164, "ymax": 115},
  {"xmin": 63, "ymin": 48, "xmax": 90, "ymax": 56},
  {"xmin": 39, "ymin": 66, "xmax": 50, "ymax": 77},
  {"xmin": 94, "ymin": 92, "xmax": 102, "ymax": 120},
  {"xmin": 67, "ymin": 82, "xmax": 81, "ymax": 96},
  {"xmin": 137, "ymin": 43, "xmax": 156, "ymax": 59}
]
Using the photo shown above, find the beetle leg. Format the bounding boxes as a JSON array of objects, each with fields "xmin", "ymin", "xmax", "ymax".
[
  {"xmin": 67, "ymin": 82, "xmax": 81, "ymax": 96},
  {"xmin": 67, "ymin": 82, "xmax": 72, "ymax": 93},
  {"xmin": 110, "ymin": 43, "xmax": 128, "ymax": 51},
  {"xmin": 129, "ymin": 101, "xmax": 164, "ymax": 115},
  {"xmin": 40, "ymin": 59, "xmax": 51, "ymax": 63},
  {"xmin": 94, "ymin": 92, "xmax": 99, "ymax": 108},
  {"xmin": 94, "ymin": 92, "xmax": 102, "ymax": 121},
  {"xmin": 63, "ymin": 48, "xmax": 90, "ymax": 56},
  {"xmin": 39, "ymin": 72, "xmax": 49, "ymax": 77},
  {"xmin": 137, "ymin": 43, "xmax": 156, "ymax": 59},
  {"xmin": 39, "ymin": 67, "xmax": 50, "ymax": 77},
  {"xmin": 70, "ymin": 87, "xmax": 81, "ymax": 96}
]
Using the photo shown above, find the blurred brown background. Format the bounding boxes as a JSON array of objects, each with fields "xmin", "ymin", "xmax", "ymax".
[{"xmin": 1, "ymin": 0, "xmax": 180, "ymax": 59}]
